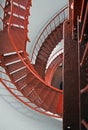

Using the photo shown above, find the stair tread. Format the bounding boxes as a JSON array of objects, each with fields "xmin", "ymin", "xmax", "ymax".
[
  {"xmin": 49, "ymin": 93, "xmax": 59, "ymax": 113},
  {"xmin": 12, "ymin": 4, "xmax": 25, "ymax": 16},
  {"xmin": 11, "ymin": 16, "xmax": 25, "ymax": 26},
  {"xmin": 39, "ymin": 50, "xmax": 49, "ymax": 57},
  {"xmin": 13, "ymin": 0, "xmax": 31, "ymax": 7},
  {"xmin": 38, "ymin": 88, "xmax": 51, "ymax": 109},
  {"xmin": 6, "ymin": 61, "xmax": 25, "ymax": 73},
  {"xmin": 46, "ymin": 91, "xmax": 57, "ymax": 112},
  {"xmin": 40, "ymin": 46, "xmax": 51, "ymax": 54},
  {"xmin": 21, "ymin": 79, "xmax": 40, "ymax": 96},
  {"xmin": 3, "ymin": 54, "xmax": 20, "ymax": 65},
  {"xmin": 13, "ymin": 0, "xmax": 27, "ymax": 7},
  {"xmin": 37, "ymin": 54, "xmax": 47, "ymax": 62},
  {"xmin": 29, "ymin": 83, "xmax": 46, "ymax": 105},
  {"xmin": 11, "ymin": 67, "xmax": 28, "ymax": 81}
]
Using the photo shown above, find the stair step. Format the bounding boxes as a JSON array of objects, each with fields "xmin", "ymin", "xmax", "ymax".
[
  {"xmin": 46, "ymin": 39, "xmax": 55, "ymax": 48},
  {"xmin": 35, "ymin": 59, "xmax": 43, "ymax": 65},
  {"xmin": 3, "ymin": 53, "xmax": 20, "ymax": 65},
  {"xmin": 21, "ymin": 84, "xmax": 34, "ymax": 96},
  {"xmin": 40, "ymin": 46, "xmax": 51, "ymax": 54},
  {"xmin": 23, "ymin": 80, "xmax": 42, "ymax": 105},
  {"xmin": 13, "ymin": 0, "xmax": 27, "ymax": 7},
  {"xmin": 35, "ymin": 64, "xmax": 46, "ymax": 74},
  {"xmin": 28, "ymin": 79, "xmax": 40, "ymax": 89},
  {"xmin": 48, "ymin": 34, "xmax": 56, "ymax": 45},
  {"xmin": 11, "ymin": 16, "xmax": 25, "ymax": 27},
  {"xmin": 12, "ymin": 4, "xmax": 25, "ymax": 17},
  {"xmin": 39, "ymin": 50, "xmax": 49, "ymax": 58},
  {"xmin": 6, "ymin": 61, "xmax": 25, "ymax": 73},
  {"xmin": 16, "ymin": 76, "xmax": 28, "ymax": 89},
  {"xmin": 32, "ymin": 83, "xmax": 46, "ymax": 106},
  {"xmin": 52, "ymin": 30, "xmax": 59, "ymax": 41},
  {"xmin": 49, "ymin": 93, "xmax": 59, "ymax": 113},
  {"xmin": 26, "ymin": 76, "xmax": 36, "ymax": 86},
  {"xmin": 21, "ymin": 79, "xmax": 39, "ymax": 96},
  {"xmin": 39, "ymin": 88, "xmax": 51, "ymax": 109},
  {"xmin": 16, "ymin": 72, "xmax": 34, "ymax": 89},
  {"xmin": 13, "ymin": 0, "xmax": 31, "ymax": 7},
  {"xmin": 11, "ymin": 67, "xmax": 28, "ymax": 81},
  {"xmin": 34, "ymin": 85, "xmax": 49, "ymax": 108},
  {"xmin": 46, "ymin": 91, "xmax": 57, "ymax": 112},
  {"xmin": 37, "ymin": 55, "xmax": 47, "ymax": 62},
  {"xmin": 43, "ymin": 42, "xmax": 54, "ymax": 52}
]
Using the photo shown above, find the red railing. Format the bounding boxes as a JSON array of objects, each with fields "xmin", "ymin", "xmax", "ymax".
[
  {"xmin": 31, "ymin": 5, "xmax": 68, "ymax": 64},
  {"xmin": 0, "ymin": 67, "xmax": 61, "ymax": 118},
  {"xmin": 6, "ymin": 0, "xmax": 63, "ymax": 118},
  {"xmin": 8, "ymin": 0, "xmax": 62, "ymax": 93}
]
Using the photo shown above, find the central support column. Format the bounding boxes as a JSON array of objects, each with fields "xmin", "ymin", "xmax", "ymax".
[{"xmin": 63, "ymin": 1, "xmax": 81, "ymax": 130}]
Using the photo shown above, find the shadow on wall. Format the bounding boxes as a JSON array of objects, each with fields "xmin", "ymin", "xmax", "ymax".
[{"xmin": 0, "ymin": 82, "xmax": 62, "ymax": 130}]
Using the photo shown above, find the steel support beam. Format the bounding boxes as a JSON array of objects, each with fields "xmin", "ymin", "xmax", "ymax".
[{"xmin": 63, "ymin": 1, "xmax": 81, "ymax": 130}]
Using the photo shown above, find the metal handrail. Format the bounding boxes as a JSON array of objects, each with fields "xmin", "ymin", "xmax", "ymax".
[
  {"xmin": 8, "ymin": 1, "xmax": 62, "ymax": 93},
  {"xmin": 2, "ymin": 0, "xmax": 64, "ymax": 118},
  {"xmin": 0, "ymin": 68, "xmax": 61, "ymax": 118},
  {"xmin": 31, "ymin": 5, "xmax": 68, "ymax": 63}
]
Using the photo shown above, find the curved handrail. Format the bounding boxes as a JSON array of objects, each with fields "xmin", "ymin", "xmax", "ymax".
[
  {"xmin": 0, "ymin": 66, "xmax": 61, "ymax": 118},
  {"xmin": 1, "ymin": 79, "xmax": 62, "ymax": 118},
  {"xmin": 31, "ymin": 5, "xmax": 68, "ymax": 63},
  {"xmin": 6, "ymin": 0, "xmax": 63, "ymax": 118},
  {"xmin": 8, "ymin": 1, "xmax": 62, "ymax": 93}
]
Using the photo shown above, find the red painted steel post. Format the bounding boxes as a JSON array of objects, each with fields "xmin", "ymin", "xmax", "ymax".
[{"xmin": 63, "ymin": 0, "xmax": 81, "ymax": 130}]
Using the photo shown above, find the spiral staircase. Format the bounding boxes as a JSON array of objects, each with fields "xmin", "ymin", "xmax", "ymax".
[
  {"xmin": 0, "ymin": 0, "xmax": 63, "ymax": 118},
  {"xmin": 0, "ymin": 0, "xmax": 88, "ymax": 130}
]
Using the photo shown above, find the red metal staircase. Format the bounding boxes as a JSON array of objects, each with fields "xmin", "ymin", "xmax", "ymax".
[
  {"xmin": 0, "ymin": 1, "xmax": 88, "ymax": 129},
  {"xmin": 34, "ymin": 25, "xmax": 63, "ymax": 78},
  {"xmin": 31, "ymin": 7, "xmax": 68, "ymax": 78},
  {"xmin": 0, "ymin": 0, "xmax": 63, "ymax": 118}
]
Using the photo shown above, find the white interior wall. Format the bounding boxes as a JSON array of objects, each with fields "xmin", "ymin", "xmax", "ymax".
[{"xmin": 0, "ymin": 82, "xmax": 62, "ymax": 130}]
